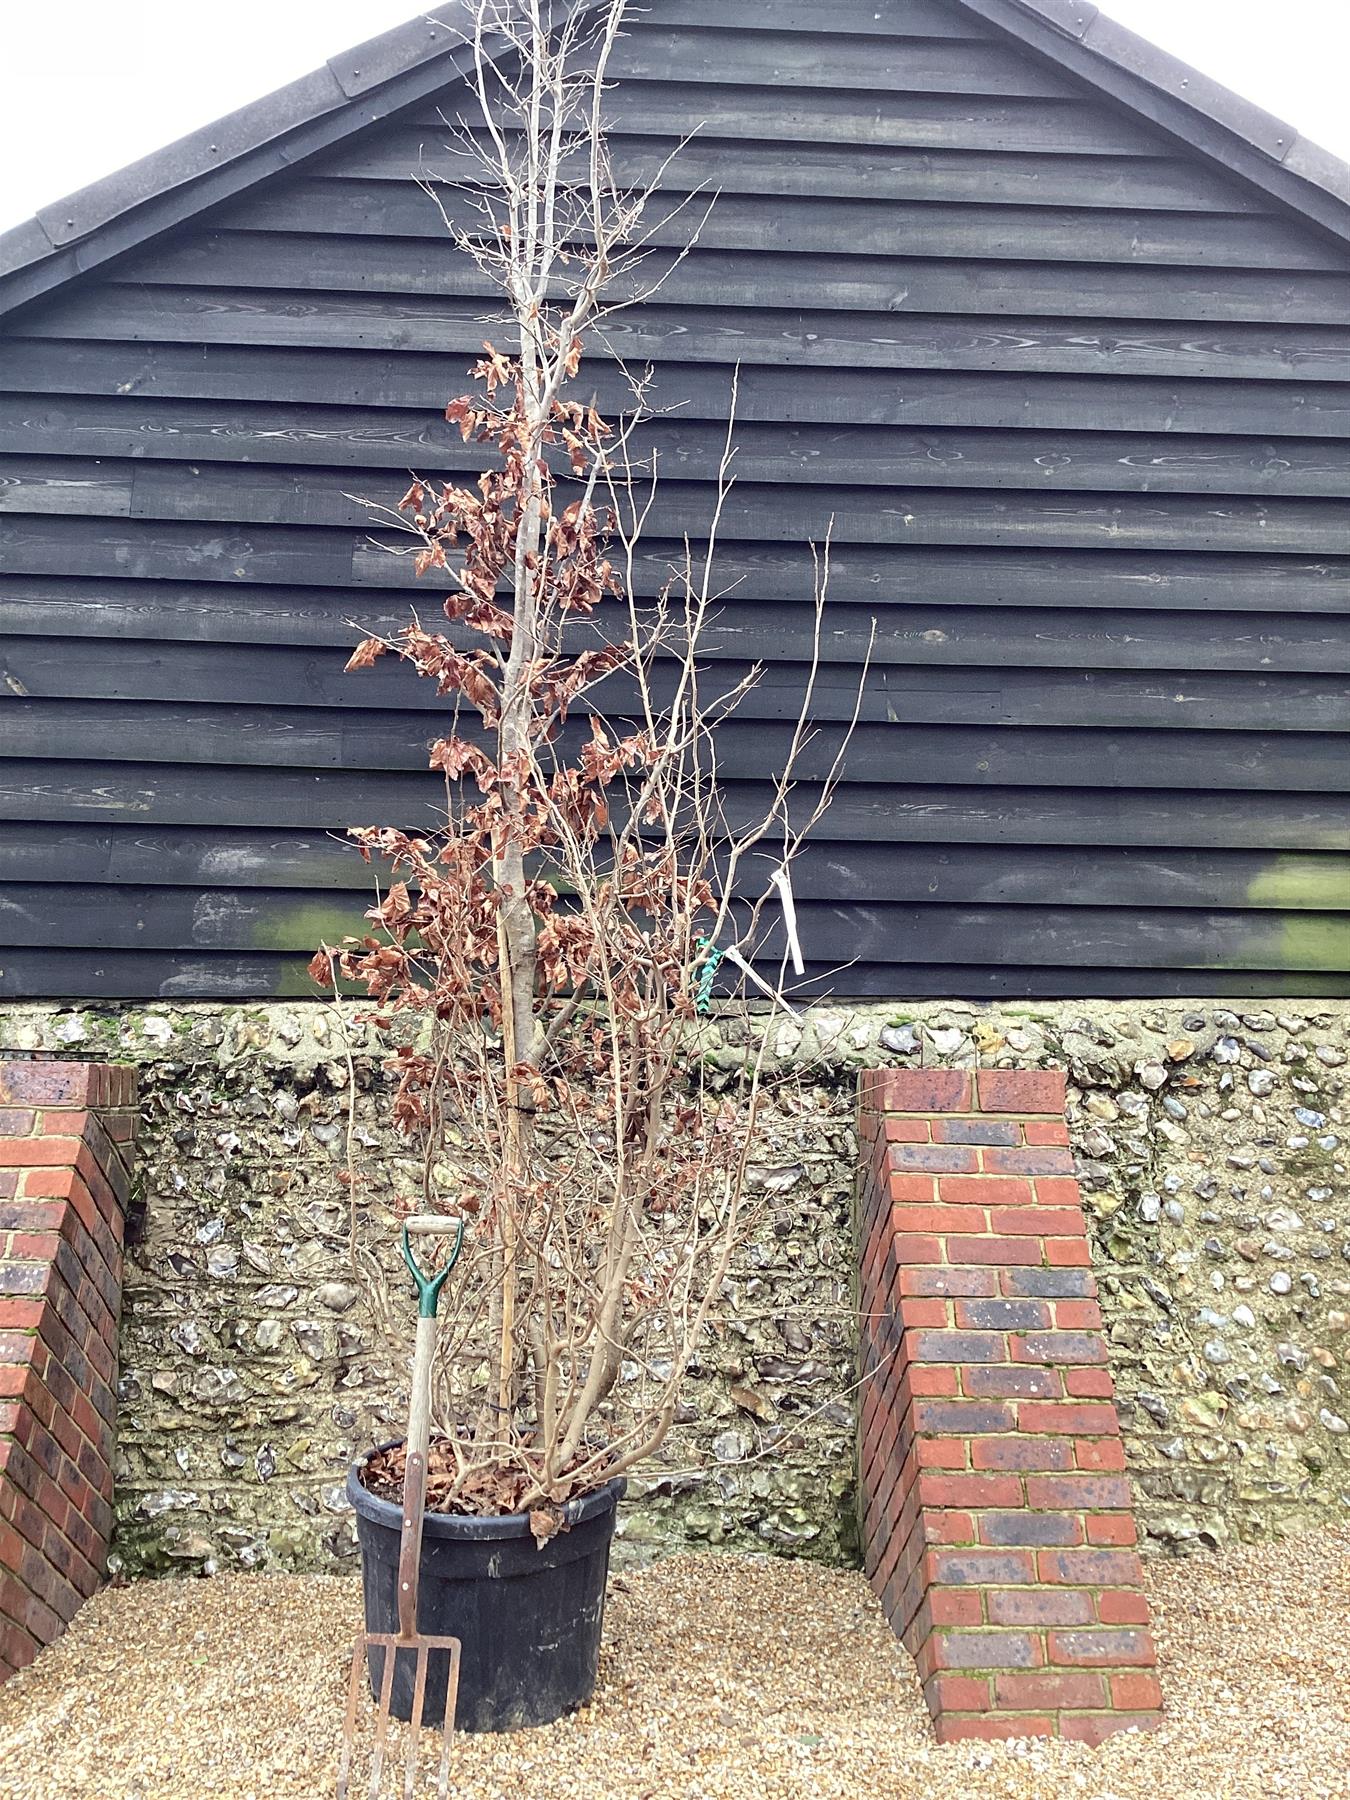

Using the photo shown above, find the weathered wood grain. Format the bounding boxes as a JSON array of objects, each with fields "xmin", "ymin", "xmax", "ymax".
[
  {"xmin": 0, "ymin": 460, "xmax": 132, "ymax": 518},
  {"xmin": 49, "ymin": 455, "xmax": 1342, "ymax": 555},
  {"xmin": 24, "ymin": 286, "xmax": 1350, "ymax": 383},
  {"xmin": 603, "ymin": 27, "xmax": 1080, "ymax": 98},
  {"xmin": 3, "ymin": 637, "xmax": 1345, "ymax": 731},
  {"xmin": 227, "ymin": 181, "xmax": 1350, "ymax": 273},
  {"xmin": 5, "ymin": 575, "xmax": 1345, "ymax": 661},
  {"xmin": 0, "ymin": 761, "xmax": 1343, "ymax": 850},
  {"xmin": 414, "ymin": 88, "xmax": 1165, "ymax": 156},
  {"xmin": 327, "ymin": 134, "xmax": 1259, "ymax": 214},
  {"xmin": 627, "ymin": 1, "xmax": 991, "ymax": 39},
  {"xmin": 4, "ymin": 698, "xmax": 1343, "ymax": 793},
  {"xmin": 4, "ymin": 822, "xmax": 1341, "ymax": 911},
  {"xmin": 4, "ymin": 947, "xmax": 1340, "ymax": 1002},
  {"xmin": 5, "ymin": 520, "xmax": 1347, "ymax": 618},
  {"xmin": 7, "ymin": 341, "xmax": 1349, "ymax": 439},
  {"xmin": 2, "ymin": 882, "xmax": 1340, "ymax": 974},
  {"xmin": 11, "ymin": 393, "xmax": 1350, "ymax": 497},
  {"xmin": 126, "ymin": 233, "xmax": 1350, "ymax": 327}
]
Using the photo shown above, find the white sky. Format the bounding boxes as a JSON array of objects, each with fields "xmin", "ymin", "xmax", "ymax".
[{"xmin": 1, "ymin": 1, "xmax": 1348, "ymax": 233}]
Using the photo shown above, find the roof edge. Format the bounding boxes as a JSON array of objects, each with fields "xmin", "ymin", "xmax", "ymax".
[
  {"xmin": 958, "ymin": 0, "xmax": 1350, "ymax": 235},
  {"xmin": 3, "ymin": 0, "xmax": 1350, "ymax": 321},
  {"xmin": 2, "ymin": 9, "xmax": 458, "ymax": 266},
  {"xmin": 0, "ymin": 4, "xmax": 514, "ymax": 318}
]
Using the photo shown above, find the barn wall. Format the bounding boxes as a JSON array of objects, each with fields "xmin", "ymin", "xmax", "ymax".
[{"xmin": 1, "ymin": 0, "xmax": 1348, "ymax": 999}]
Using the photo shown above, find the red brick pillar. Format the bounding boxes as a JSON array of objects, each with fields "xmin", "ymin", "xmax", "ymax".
[
  {"xmin": 857, "ymin": 1067, "xmax": 1160, "ymax": 1745},
  {"xmin": 0, "ymin": 1060, "xmax": 137, "ymax": 1679}
]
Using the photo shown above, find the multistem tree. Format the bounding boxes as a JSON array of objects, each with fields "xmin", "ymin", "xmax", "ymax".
[{"xmin": 315, "ymin": 0, "xmax": 862, "ymax": 1529}]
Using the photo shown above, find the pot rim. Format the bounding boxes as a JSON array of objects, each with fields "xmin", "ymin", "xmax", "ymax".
[{"xmin": 347, "ymin": 1439, "xmax": 625, "ymax": 1540}]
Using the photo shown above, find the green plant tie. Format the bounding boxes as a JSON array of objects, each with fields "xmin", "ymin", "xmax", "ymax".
[
  {"xmin": 694, "ymin": 936, "xmax": 724, "ymax": 1016},
  {"xmin": 402, "ymin": 1218, "xmax": 465, "ymax": 1319}
]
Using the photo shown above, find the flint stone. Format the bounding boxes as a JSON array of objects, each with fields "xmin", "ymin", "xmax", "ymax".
[
  {"xmin": 170, "ymin": 1322, "xmax": 207, "ymax": 1357},
  {"xmin": 315, "ymin": 1283, "xmax": 358, "ymax": 1313},
  {"xmin": 256, "ymin": 1286, "xmax": 299, "ymax": 1309}
]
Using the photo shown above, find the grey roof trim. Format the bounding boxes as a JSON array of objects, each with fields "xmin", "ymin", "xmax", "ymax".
[
  {"xmin": 0, "ymin": 4, "xmax": 508, "ymax": 318},
  {"xmin": 3, "ymin": 0, "xmax": 1350, "ymax": 321},
  {"xmin": 955, "ymin": 0, "xmax": 1350, "ymax": 244}
]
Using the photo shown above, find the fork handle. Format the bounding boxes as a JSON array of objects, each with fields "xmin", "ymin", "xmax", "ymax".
[
  {"xmin": 397, "ymin": 1312, "xmax": 437, "ymax": 1638},
  {"xmin": 396, "ymin": 1447, "xmax": 428, "ymax": 1641}
]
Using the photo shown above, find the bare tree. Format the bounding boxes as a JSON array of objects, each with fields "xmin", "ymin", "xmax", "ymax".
[{"xmin": 315, "ymin": 0, "xmax": 863, "ymax": 1534}]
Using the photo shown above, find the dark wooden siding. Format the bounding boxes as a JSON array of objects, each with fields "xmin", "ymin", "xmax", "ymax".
[{"xmin": 2, "ymin": 0, "xmax": 1348, "ymax": 998}]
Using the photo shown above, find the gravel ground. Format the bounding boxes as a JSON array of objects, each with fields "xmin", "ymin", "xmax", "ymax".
[{"xmin": 0, "ymin": 1529, "xmax": 1347, "ymax": 1800}]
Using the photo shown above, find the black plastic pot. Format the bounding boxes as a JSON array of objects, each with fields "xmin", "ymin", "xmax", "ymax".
[{"xmin": 347, "ymin": 1444, "xmax": 624, "ymax": 1734}]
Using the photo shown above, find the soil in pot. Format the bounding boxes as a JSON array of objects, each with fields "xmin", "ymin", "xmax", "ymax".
[{"xmin": 349, "ymin": 1443, "xmax": 624, "ymax": 1734}]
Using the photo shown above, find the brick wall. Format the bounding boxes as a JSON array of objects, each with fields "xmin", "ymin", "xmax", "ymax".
[
  {"xmin": 857, "ymin": 1067, "xmax": 1161, "ymax": 1745},
  {"xmin": 0, "ymin": 1060, "xmax": 137, "ymax": 1679}
]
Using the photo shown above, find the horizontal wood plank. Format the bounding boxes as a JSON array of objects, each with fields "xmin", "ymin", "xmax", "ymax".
[
  {"xmin": 5, "ymin": 453, "xmax": 1331, "ymax": 556},
  {"xmin": 5, "ymin": 520, "xmax": 1347, "ymax": 615},
  {"xmin": 5, "ymin": 444, "xmax": 1346, "ymax": 550},
  {"xmin": 7, "ymin": 340, "xmax": 1350, "ymax": 437},
  {"xmin": 24, "ymin": 288, "xmax": 1350, "ymax": 383},
  {"xmin": 8, "ymin": 394, "xmax": 1349, "ymax": 498},
  {"xmin": 4, "ymin": 575, "xmax": 1345, "ymax": 660},
  {"xmin": 121, "ymin": 233, "xmax": 1350, "ymax": 327},
  {"xmin": 753, "ymin": 903, "xmax": 1350, "ymax": 974},
  {"xmin": 35, "ymin": 456, "xmax": 1339, "ymax": 555},
  {"xmin": 4, "ymin": 948, "xmax": 1340, "ymax": 1001},
  {"xmin": 228, "ymin": 180, "xmax": 1350, "ymax": 274},
  {"xmin": 4, "ymin": 635, "xmax": 1345, "ymax": 728},
  {"xmin": 325, "ymin": 133, "xmax": 1260, "ymax": 214},
  {"xmin": 3, "ymin": 823, "xmax": 1341, "ymax": 911},
  {"xmin": 414, "ymin": 87, "xmax": 1166, "ymax": 156},
  {"xmin": 603, "ymin": 27, "xmax": 1079, "ymax": 98},
  {"xmin": 0, "ymin": 462, "xmax": 131, "ymax": 518},
  {"xmin": 0, "ymin": 515, "xmax": 356, "ymax": 586},
  {"xmin": 1, "ymin": 881, "xmax": 1341, "ymax": 975},
  {"xmin": 625, "ymin": 2, "xmax": 991, "ymax": 39},
  {"xmin": 3, "ymin": 698, "xmax": 1342, "ymax": 792},
  {"xmin": 0, "ymin": 761, "xmax": 1342, "ymax": 849}
]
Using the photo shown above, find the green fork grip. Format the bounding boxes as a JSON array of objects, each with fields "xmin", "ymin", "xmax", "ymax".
[{"xmin": 401, "ymin": 1219, "xmax": 464, "ymax": 1318}]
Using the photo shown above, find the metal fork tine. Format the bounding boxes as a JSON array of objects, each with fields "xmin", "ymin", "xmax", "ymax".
[
  {"xmin": 436, "ymin": 1642, "xmax": 460, "ymax": 1800},
  {"xmin": 337, "ymin": 1633, "xmax": 460, "ymax": 1800},
  {"xmin": 404, "ymin": 1643, "xmax": 431, "ymax": 1800},
  {"xmin": 336, "ymin": 1635, "xmax": 366, "ymax": 1800},
  {"xmin": 367, "ymin": 1643, "xmax": 397, "ymax": 1800}
]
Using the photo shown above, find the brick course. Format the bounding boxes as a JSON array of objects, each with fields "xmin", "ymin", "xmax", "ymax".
[
  {"xmin": 0, "ymin": 1061, "xmax": 136, "ymax": 1681},
  {"xmin": 857, "ymin": 1067, "xmax": 1160, "ymax": 1745}
]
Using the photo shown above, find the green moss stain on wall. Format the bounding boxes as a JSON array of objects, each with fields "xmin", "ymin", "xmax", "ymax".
[
  {"xmin": 1241, "ymin": 857, "xmax": 1350, "ymax": 975},
  {"xmin": 249, "ymin": 900, "xmax": 370, "ymax": 954},
  {"xmin": 1247, "ymin": 856, "xmax": 1350, "ymax": 916}
]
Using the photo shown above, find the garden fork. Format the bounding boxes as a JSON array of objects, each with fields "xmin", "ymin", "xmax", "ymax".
[{"xmin": 337, "ymin": 1217, "xmax": 464, "ymax": 1800}]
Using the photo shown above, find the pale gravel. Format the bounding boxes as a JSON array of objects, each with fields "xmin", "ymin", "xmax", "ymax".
[{"xmin": 0, "ymin": 1529, "xmax": 1347, "ymax": 1800}]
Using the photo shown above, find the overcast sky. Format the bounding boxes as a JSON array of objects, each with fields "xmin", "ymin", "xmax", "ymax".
[{"xmin": 2, "ymin": 1, "xmax": 1348, "ymax": 232}]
